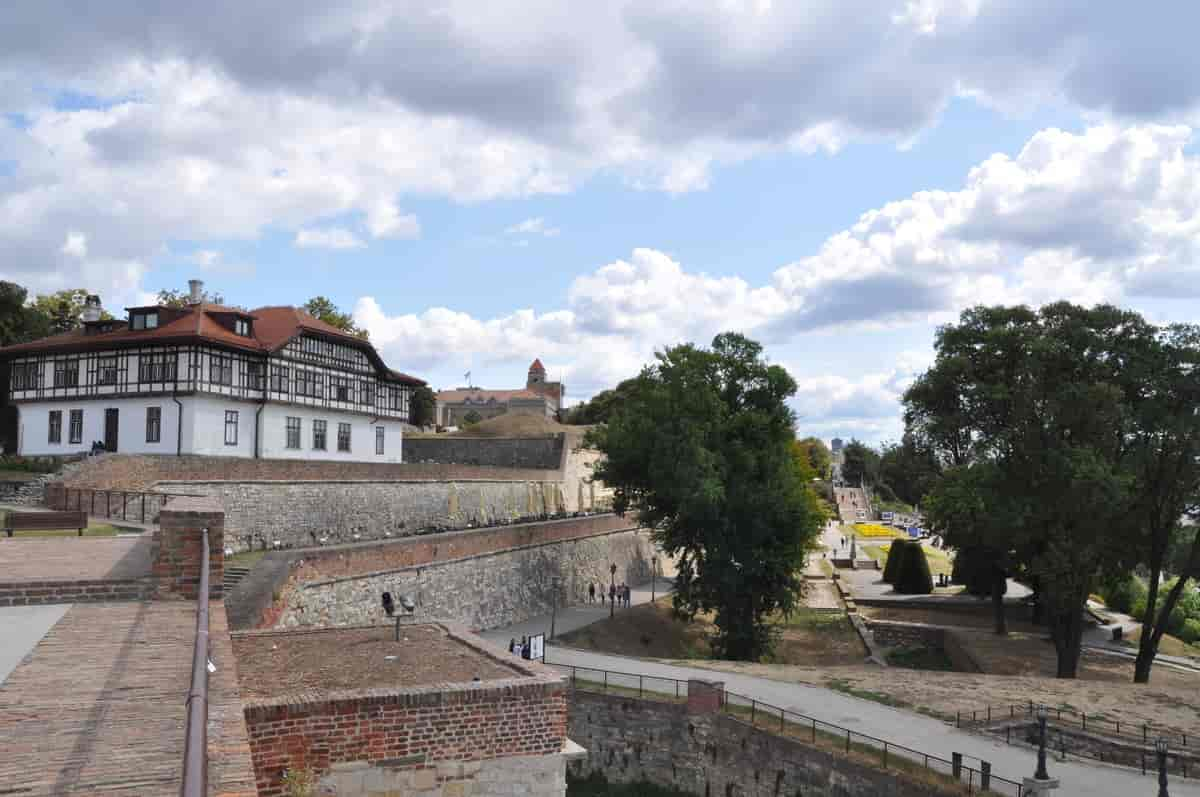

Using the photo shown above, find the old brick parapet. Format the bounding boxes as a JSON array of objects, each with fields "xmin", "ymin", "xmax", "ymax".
[
  {"xmin": 154, "ymin": 496, "xmax": 224, "ymax": 600},
  {"xmin": 236, "ymin": 623, "xmax": 569, "ymax": 797},
  {"xmin": 687, "ymin": 680, "xmax": 725, "ymax": 715}
]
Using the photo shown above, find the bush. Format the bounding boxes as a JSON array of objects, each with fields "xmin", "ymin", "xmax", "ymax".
[
  {"xmin": 1180, "ymin": 619, "xmax": 1200, "ymax": 645},
  {"xmin": 882, "ymin": 541, "xmax": 908, "ymax": 584},
  {"xmin": 1130, "ymin": 595, "xmax": 1148, "ymax": 624},
  {"xmin": 950, "ymin": 547, "xmax": 994, "ymax": 598},
  {"xmin": 1101, "ymin": 575, "xmax": 1147, "ymax": 616},
  {"xmin": 894, "ymin": 543, "xmax": 934, "ymax": 595}
]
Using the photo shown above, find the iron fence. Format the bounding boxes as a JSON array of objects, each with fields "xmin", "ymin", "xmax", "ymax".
[
  {"xmin": 55, "ymin": 486, "xmax": 200, "ymax": 525},
  {"xmin": 548, "ymin": 660, "xmax": 1024, "ymax": 796}
]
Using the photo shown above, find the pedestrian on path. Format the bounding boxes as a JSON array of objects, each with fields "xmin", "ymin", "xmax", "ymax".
[
  {"xmin": 609, "ymin": 583, "xmax": 616, "ymax": 606},
  {"xmin": 588, "ymin": 582, "xmax": 596, "ymax": 603},
  {"xmin": 600, "ymin": 587, "xmax": 606, "ymax": 607},
  {"xmin": 509, "ymin": 638, "xmax": 517, "ymax": 654}
]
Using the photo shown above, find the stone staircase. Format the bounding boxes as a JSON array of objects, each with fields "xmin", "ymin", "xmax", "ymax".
[
  {"xmin": 223, "ymin": 565, "xmax": 252, "ymax": 594},
  {"xmin": 6, "ymin": 456, "xmax": 95, "ymax": 506}
]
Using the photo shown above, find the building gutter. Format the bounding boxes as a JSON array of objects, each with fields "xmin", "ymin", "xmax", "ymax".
[
  {"xmin": 253, "ymin": 377, "xmax": 267, "ymax": 459},
  {"xmin": 172, "ymin": 391, "xmax": 184, "ymax": 455}
]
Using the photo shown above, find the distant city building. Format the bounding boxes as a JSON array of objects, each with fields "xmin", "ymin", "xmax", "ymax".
[
  {"xmin": 830, "ymin": 437, "xmax": 844, "ymax": 453},
  {"xmin": 1, "ymin": 280, "xmax": 423, "ymax": 462},
  {"xmin": 435, "ymin": 359, "xmax": 564, "ymax": 427}
]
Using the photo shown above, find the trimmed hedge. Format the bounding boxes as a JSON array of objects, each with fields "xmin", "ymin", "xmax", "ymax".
[
  {"xmin": 882, "ymin": 540, "xmax": 908, "ymax": 584},
  {"xmin": 894, "ymin": 542, "xmax": 934, "ymax": 595}
]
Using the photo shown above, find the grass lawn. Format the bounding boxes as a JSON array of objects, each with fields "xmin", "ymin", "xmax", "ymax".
[
  {"xmin": 227, "ymin": 549, "xmax": 268, "ymax": 568},
  {"xmin": 556, "ymin": 597, "xmax": 867, "ymax": 666},
  {"xmin": 863, "ymin": 542, "xmax": 954, "ymax": 578},
  {"xmin": 1121, "ymin": 627, "xmax": 1200, "ymax": 659}
]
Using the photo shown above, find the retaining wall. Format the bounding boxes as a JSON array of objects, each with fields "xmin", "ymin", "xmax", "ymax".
[
  {"xmin": 276, "ymin": 526, "xmax": 652, "ymax": 632},
  {"xmin": 402, "ymin": 435, "xmax": 564, "ymax": 469},
  {"xmin": 569, "ymin": 690, "xmax": 963, "ymax": 796},
  {"xmin": 867, "ymin": 620, "xmax": 982, "ymax": 673}
]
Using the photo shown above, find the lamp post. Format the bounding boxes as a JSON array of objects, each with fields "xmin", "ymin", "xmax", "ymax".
[
  {"xmin": 549, "ymin": 576, "xmax": 561, "ymax": 641},
  {"xmin": 609, "ymin": 563, "xmax": 617, "ymax": 619},
  {"xmin": 1157, "ymin": 737, "xmax": 1170, "ymax": 797},
  {"xmin": 651, "ymin": 555, "xmax": 659, "ymax": 604},
  {"xmin": 1034, "ymin": 704, "xmax": 1050, "ymax": 781}
]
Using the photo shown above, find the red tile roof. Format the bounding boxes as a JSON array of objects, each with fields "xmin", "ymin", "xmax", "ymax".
[
  {"xmin": 0, "ymin": 302, "xmax": 425, "ymax": 385},
  {"xmin": 529, "ymin": 358, "xmax": 545, "ymax": 371}
]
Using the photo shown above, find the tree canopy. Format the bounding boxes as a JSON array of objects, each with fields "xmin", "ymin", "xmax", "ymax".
[
  {"xmin": 587, "ymin": 332, "xmax": 823, "ymax": 660},
  {"xmin": 409, "ymin": 384, "xmax": 436, "ymax": 427},
  {"xmin": 303, "ymin": 296, "xmax": 368, "ymax": 339},
  {"xmin": 562, "ymin": 377, "xmax": 640, "ymax": 424},
  {"xmin": 157, "ymin": 287, "xmax": 226, "ymax": 307},
  {"xmin": 840, "ymin": 439, "xmax": 880, "ymax": 487},
  {"xmin": 794, "ymin": 437, "xmax": 832, "ymax": 480}
]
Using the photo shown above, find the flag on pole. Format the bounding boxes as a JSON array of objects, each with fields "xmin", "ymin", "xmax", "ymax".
[{"xmin": 464, "ymin": 371, "xmax": 471, "ymax": 386}]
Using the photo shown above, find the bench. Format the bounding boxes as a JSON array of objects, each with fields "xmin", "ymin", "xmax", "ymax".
[{"xmin": 3, "ymin": 510, "xmax": 89, "ymax": 537}]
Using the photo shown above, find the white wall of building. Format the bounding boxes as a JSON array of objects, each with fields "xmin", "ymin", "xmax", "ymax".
[
  {"xmin": 17, "ymin": 396, "xmax": 183, "ymax": 457},
  {"xmin": 185, "ymin": 394, "xmax": 258, "ymax": 457},
  {"xmin": 258, "ymin": 403, "xmax": 404, "ymax": 463}
]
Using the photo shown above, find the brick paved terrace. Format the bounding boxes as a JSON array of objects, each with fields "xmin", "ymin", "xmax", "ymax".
[
  {"xmin": 0, "ymin": 602, "xmax": 255, "ymax": 796},
  {"xmin": 0, "ymin": 535, "xmax": 153, "ymax": 582}
]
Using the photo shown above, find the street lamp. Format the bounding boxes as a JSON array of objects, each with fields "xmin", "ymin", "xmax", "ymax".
[
  {"xmin": 651, "ymin": 555, "xmax": 659, "ymax": 603},
  {"xmin": 549, "ymin": 576, "xmax": 561, "ymax": 641},
  {"xmin": 1157, "ymin": 737, "xmax": 1170, "ymax": 797},
  {"xmin": 1034, "ymin": 704, "xmax": 1050, "ymax": 781},
  {"xmin": 609, "ymin": 563, "xmax": 617, "ymax": 619}
]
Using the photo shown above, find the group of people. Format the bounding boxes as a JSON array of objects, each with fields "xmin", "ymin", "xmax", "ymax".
[
  {"xmin": 508, "ymin": 636, "xmax": 534, "ymax": 659},
  {"xmin": 587, "ymin": 581, "xmax": 632, "ymax": 608}
]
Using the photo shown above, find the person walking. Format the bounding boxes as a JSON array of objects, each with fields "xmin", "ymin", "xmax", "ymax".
[
  {"xmin": 520, "ymin": 636, "xmax": 530, "ymax": 659},
  {"xmin": 600, "ymin": 586, "xmax": 605, "ymax": 607},
  {"xmin": 623, "ymin": 584, "xmax": 631, "ymax": 608},
  {"xmin": 588, "ymin": 582, "xmax": 596, "ymax": 603},
  {"xmin": 508, "ymin": 637, "xmax": 517, "ymax": 655},
  {"xmin": 609, "ymin": 583, "xmax": 617, "ymax": 608}
]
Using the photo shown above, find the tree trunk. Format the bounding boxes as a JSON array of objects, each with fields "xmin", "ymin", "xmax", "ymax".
[
  {"xmin": 1134, "ymin": 551, "xmax": 1164, "ymax": 684},
  {"xmin": 1052, "ymin": 600, "xmax": 1085, "ymax": 679},
  {"xmin": 991, "ymin": 569, "xmax": 1008, "ymax": 636}
]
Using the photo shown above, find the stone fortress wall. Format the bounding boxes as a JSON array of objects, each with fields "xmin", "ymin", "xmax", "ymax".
[
  {"xmin": 274, "ymin": 516, "xmax": 653, "ymax": 632},
  {"xmin": 569, "ymin": 689, "xmax": 964, "ymax": 797}
]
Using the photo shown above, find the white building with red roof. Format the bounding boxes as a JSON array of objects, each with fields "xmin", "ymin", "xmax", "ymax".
[
  {"xmin": 2, "ymin": 281, "xmax": 424, "ymax": 461},
  {"xmin": 435, "ymin": 359, "xmax": 564, "ymax": 428}
]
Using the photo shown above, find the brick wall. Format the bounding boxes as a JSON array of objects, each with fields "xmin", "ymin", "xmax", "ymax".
[
  {"xmin": 154, "ymin": 496, "xmax": 224, "ymax": 599},
  {"xmin": 0, "ymin": 579, "xmax": 151, "ymax": 606},
  {"xmin": 275, "ymin": 526, "xmax": 653, "ymax": 632},
  {"xmin": 402, "ymin": 435, "xmax": 564, "ymax": 469},
  {"xmin": 569, "ymin": 691, "xmax": 964, "ymax": 797},
  {"xmin": 240, "ymin": 630, "xmax": 568, "ymax": 797}
]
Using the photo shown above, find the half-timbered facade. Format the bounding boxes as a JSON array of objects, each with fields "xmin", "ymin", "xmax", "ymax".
[{"xmin": 2, "ymin": 287, "xmax": 423, "ymax": 462}]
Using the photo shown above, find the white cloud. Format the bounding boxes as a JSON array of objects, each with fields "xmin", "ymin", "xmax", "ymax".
[
  {"xmin": 294, "ymin": 227, "xmax": 366, "ymax": 250},
  {"xmin": 188, "ymin": 249, "xmax": 220, "ymax": 267},
  {"xmin": 505, "ymin": 217, "xmax": 561, "ymax": 237},
  {"xmin": 60, "ymin": 231, "xmax": 87, "ymax": 258},
  {"xmin": 366, "ymin": 199, "xmax": 421, "ymax": 240}
]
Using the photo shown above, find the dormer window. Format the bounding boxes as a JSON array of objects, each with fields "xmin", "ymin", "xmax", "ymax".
[
  {"xmin": 131, "ymin": 311, "xmax": 159, "ymax": 330},
  {"xmin": 235, "ymin": 318, "xmax": 251, "ymax": 337}
]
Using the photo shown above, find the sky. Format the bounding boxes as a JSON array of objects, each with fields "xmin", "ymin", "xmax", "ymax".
[{"xmin": 4, "ymin": 1, "xmax": 1200, "ymax": 445}]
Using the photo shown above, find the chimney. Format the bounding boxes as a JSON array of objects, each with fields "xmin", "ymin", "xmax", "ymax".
[
  {"xmin": 187, "ymin": 279, "xmax": 204, "ymax": 305},
  {"xmin": 81, "ymin": 295, "xmax": 102, "ymax": 323}
]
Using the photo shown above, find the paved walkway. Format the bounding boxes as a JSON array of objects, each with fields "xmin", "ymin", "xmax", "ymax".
[
  {"xmin": 0, "ymin": 602, "xmax": 256, "ymax": 796},
  {"xmin": 0, "ymin": 604, "xmax": 69, "ymax": 683},
  {"xmin": 0, "ymin": 536, "xmax": 153, "ymax": 582}
]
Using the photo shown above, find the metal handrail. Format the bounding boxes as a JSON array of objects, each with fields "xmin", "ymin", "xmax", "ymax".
[
  {"xmin": 547, "ymin": 658, "xmax": 1024, "ymax": 796},
  {"xmin": 956, "ymin": 700, "xmax": 1198, "ymax": 750},
  {"xmin": 181, "ymin": 527, "xmax": 210, "ymax": 797},
  {"xmin": 56, "ymin": 486, "xmax": 203, "ymax": 525}
]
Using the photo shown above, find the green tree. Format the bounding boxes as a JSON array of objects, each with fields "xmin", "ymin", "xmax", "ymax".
[
  {"xmin": 588, "ymin": 333, "xmax": 822, "ymax": 660},
  {"xmin": 157, "ymin": 287, "xmax": 226, "ymax": 307},
  {"xmin": 878, "ymin": 434, "xmax": 941, "ymax": 507},
  {"xmin": 563, "ymin": 378, "xmax": 640, "ymax": 424},
  {"xmin": 840, "ymin": 439, "xmax": 880, "ymax": 487},
  {"xmin": 794, "ymin": 437, "xmax": 832, "ymax": 480},
  {"xmin": 31, "ymin": 289, "xmax": 112, "ymax": 334},
  {"xmin": 461, "ymin": 410, "xmax": 483, "ymax": 427},
  {"xmin": 0, "ymin": 282, "xmax": 50, "ymax": 345},
  {"xmin": 303, "ymin": 296, "xmax": 368, "ymax": 339},
  {"xmin": 410, "ymin": 384, "xmax": 436, "ymax": 427}
]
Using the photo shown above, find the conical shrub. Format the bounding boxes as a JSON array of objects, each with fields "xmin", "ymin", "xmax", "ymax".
[
  {"xmin": 882, "ymin": 540, "xmax": 908, "ymax": 584},
  {"xmin": 894, "ymin": 542, "xmax": 934, "ymax": 595}
]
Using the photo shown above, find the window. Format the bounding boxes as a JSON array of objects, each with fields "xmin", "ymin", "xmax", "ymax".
[
  {"xmin": 224, "ymin": 411, "xmax": 239, "ymax": 446},
  {"xmin": 12, "ymin": 362, "xmax": 40, "ymax": 390},
  {"xmin": 53, "ymin": 359, "xmax": 79, "ymax": 388},
  {"xmin": 285, "ymin": 416, "xmax": 301, "ymax": 449},
  {"xmin": 68, "ymin": 410, "xmax": 83, "ymax": 444},
  {"xmin": 210, "ymin": 354, "xmax": 233, "ymax": 386},
  {"xmin": 97, "ymin": 357, "xmax": 118, "ymax": 386},
  {"xmin": 312, "ymin": 419, "xmax": 327, "ymax": 450},
  {"xmin": 270, "ymin": 366, "xmax": 289, "ymax": 393},
  {"xmin": 247, "ymin": 361, "xmax": 265, "ymax": 390},
  {"xmin": 332, "ymin": 377, "xmax": 351, "ymax": 402},
  {"xmin": 234, "ymin": 318, "xmax": 250, "ymax": 337},
  {"xmin": 146, "ymin": 407, "xmax": 161, "ymax": 443},
  {"xmin": 131, "ymin": 311, "xmax": 158, "ymax": 330},
  {"xmin": 337, "ymin": 423, "xmax": 351, "ymax": 452},
  {"xmin": 138, "ymin": 353, "xmax": 176, "ymax": 383},
  {"xmin": 375, "ymin": 426, "xmax": 385, "ymax": 455},
  {"xmin": 296, "ymin": 369, "xmax": 323, "ymax": 398},
  {"xmin": 360, "ymin": 381, "xmax": 373, "ymax": 405},
  {"xmin": 48, "ymin": 411, "xmax": 62, "ymax": 444}
]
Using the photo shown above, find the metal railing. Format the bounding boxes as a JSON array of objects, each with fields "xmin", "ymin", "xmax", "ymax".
[
  {"xmin": 956, "ymin": 701, "xmax": 1198, "ymax": 751},
  {"xmin": 548, "ymin": 660, "xmax": 1024, "ymax": 796},
  {"xmin": 55, "ymin": 486, "xmax": 200, "ymax": 525},
  {"xmin": 181, "ymin": 527, "xmax": 211, "ymax": 797}
]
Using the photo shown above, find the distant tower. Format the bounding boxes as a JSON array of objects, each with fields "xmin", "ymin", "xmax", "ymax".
[
  {"xmin": 831, "ymin": 437, "xmax": 844, "ymax": 453},
  {"xmin": 527, "ymin": 358, "xmax": 546, "ymax": 388}
]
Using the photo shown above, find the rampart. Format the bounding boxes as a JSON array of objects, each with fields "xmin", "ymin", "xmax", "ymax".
[
  {"xmin": 569, "ymin": 690, "xmax": 963, "ymax": 796},
  {"xmin": 402, "ymin": 434, "xmax": 564, "ymax": 469}
]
